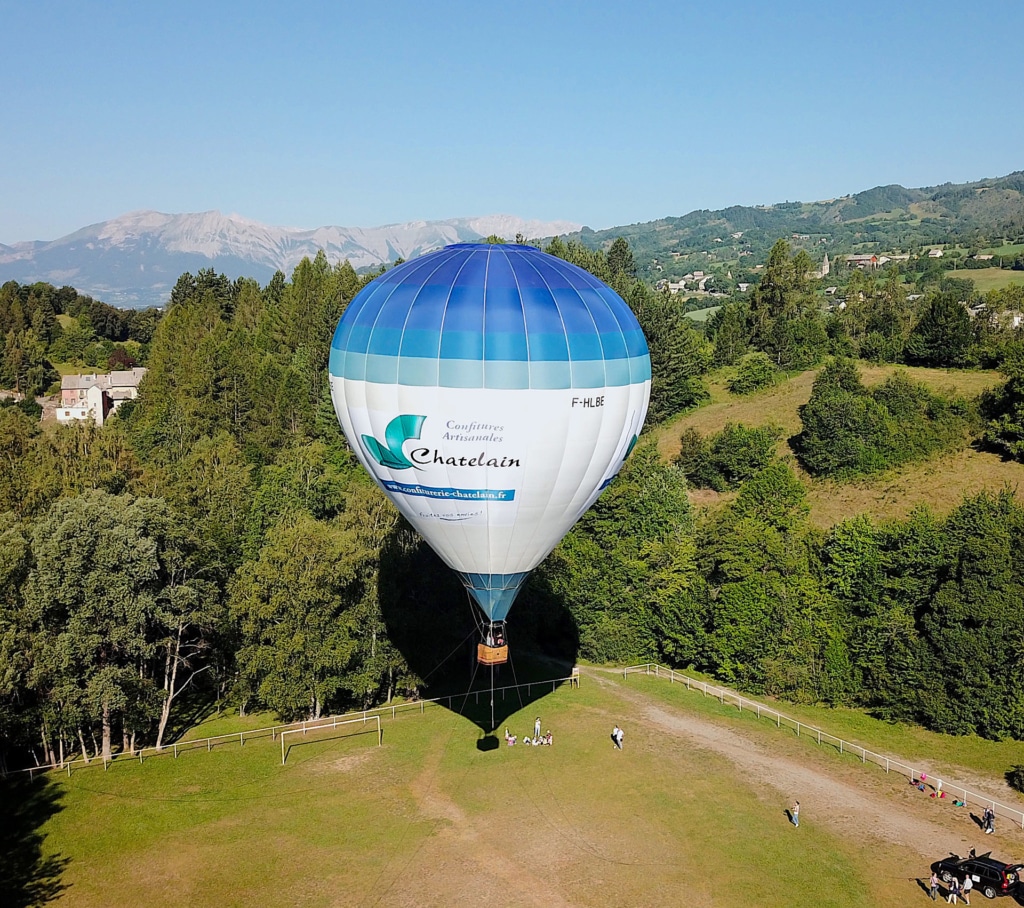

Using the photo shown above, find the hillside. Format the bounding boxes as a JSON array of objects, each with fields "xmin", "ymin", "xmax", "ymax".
[
  {"xmin": 654, "ymin": 364, "xmax": 1019, "ymax": 528},
  {"xmin": 569, "ymin": 171, "xmax": 1024, "ymax": 282}
]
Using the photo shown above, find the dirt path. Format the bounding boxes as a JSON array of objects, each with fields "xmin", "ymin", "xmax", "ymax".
[{"xmin": 590, "ymin": 669, "xmax": 986, "ymax": 861}]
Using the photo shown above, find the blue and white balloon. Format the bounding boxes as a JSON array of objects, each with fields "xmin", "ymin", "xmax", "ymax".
[{"xmin": 329, "ymin": 243, "xmax": 651, "ymax": 626}]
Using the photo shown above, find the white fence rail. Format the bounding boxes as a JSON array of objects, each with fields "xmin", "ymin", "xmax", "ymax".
[
  {"xmin": 623, "ymin": 662, "xmax": 1024, "ymax": 831},
  {"xmin": 5, "ymin": 673, "xmax": 578, "ymax": 781}
]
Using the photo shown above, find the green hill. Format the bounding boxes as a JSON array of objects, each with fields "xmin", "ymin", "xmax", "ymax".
[{"xmin": 567, "ymin": 171, "xmax": 1024, "ymax": 281}]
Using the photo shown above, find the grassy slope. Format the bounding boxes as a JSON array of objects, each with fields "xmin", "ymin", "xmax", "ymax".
[
  {"xmin": 947, "ymin": 268, "xmax": 1024, "ymax": 292},
  {"xmin": 653, "ymin": 364, "xmax": 1017, "ymax": 529},
  {"xmin": 36, "ymin": 679, "xmax": 934, "ymax": 908}
]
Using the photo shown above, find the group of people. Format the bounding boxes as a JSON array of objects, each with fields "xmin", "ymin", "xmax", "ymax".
[
  {"xmin": 929, "ymin": 870, "xmax": 973, "ymax": 904},
  {"xmin": 505, "ymin": 717, "xmax": 552, "ymax": 747}
]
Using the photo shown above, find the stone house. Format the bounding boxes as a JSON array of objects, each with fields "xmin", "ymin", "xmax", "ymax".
[{"xmin": 57, "ymin": 368, "xmax": 146, "ymax": 427}]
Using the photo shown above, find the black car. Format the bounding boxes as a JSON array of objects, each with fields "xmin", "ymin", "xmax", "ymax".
[{"xmin": 931, "ymin": 853, "xmax": 1023, "ymax": 899}]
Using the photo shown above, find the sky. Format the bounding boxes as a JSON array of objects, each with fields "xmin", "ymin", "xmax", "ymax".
[{"xmin": 2, "ymin": 0, "xmax": 1023, "ymax": 244}]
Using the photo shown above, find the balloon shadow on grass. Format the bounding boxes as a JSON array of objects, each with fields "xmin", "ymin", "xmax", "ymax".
[
  {"xmin": 0, "ymin": 774, "xmax": 69, "ymax": 907},
  {"xmin": 378, "ymin": 521, "xmax": 579, "ymax": 740}
]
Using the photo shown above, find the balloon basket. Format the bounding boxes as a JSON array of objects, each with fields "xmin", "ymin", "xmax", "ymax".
[
  {"xmin": 477, "ymin": 620, "xmax": 508, "ymax": 665},
  {"xmin": 477, "ymin": 643, "xmax": 508, "ymax": 666}
]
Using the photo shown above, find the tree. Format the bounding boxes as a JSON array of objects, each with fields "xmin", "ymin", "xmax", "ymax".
[
  {"xmin": 627, "ymin": 283, "xmax": 711, "ymax": 421},
  {"xmin": 538, "ymin": 444, "xmax": 698, "ymax": 664},
  {"xmin": 982, "ymin": 347, "xmax": 1024, "ymax": 460},
  {"xmin": 23, "ymin": 493, "xmax": 183, "ymax": 759},
  {"xmin": 606, "ymin": 237, "xmax": 636, "ymax": 280},
  {"xmin": 904, "ymin": 292, "xmax": 973, "ymax": 366},
  {"xmin": 231, "ymin": 513, "xmax": 370, "ymax": 719},
  {"xmin": 708, "ymin": 303, "xmax": 750, "ymax": 367}
]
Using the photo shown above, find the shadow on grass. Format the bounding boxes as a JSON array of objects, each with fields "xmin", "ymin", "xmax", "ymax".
[
  {"xmin": 0, "ymin": 775, "xmax": 69, "ymax": 907},
  {"xmin": 379, "ymin": 523, "xmax": 579, "ymax": 736}
]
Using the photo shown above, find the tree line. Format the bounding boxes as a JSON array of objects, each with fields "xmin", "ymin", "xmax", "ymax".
[{"xmin": 2, "ymin": 237, "xmax": 1024, "ymax": 773}]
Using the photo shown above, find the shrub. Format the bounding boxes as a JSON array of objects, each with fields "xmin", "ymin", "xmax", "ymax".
[
  {"xmin": 728, "ymin": 353, "xmax": 778, "ymax": 395},
  {"xmin": 1006, "ymin": 765, "xmax": 1024, "ymax": 794},
  {"xmin": 795, "ymin": 359, "xmax": 975, "ymax": 478},
  {"xmin": 677, "ymin": 422, "xmax": 781, "ymax": 490}
]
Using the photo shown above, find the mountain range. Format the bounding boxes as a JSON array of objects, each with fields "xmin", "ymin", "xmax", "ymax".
[
  {"xmin": 3, "ymin": 169, "xmax": 1022, "ymax": 308},
  {"xmin": 0, "ymin": 211, "xmax": 582, "ymax": 308}
]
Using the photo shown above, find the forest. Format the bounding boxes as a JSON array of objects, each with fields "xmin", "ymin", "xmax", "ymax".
[{"xmin": 3, "ymin": 236, "xmax": 1024, "ymax": 774}]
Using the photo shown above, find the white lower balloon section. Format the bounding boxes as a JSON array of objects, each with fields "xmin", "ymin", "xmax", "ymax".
[{"xmin": 329, "ymin": 377, "xmax": 651, "ymax": 578}]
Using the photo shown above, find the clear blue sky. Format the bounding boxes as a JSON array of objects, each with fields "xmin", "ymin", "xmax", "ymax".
[{"xmin": 2, "ymin": 0, "xmax": 1022, "ymax": 244}]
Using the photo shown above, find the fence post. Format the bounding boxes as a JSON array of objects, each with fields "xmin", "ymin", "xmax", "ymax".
[
  {"xmin": 885, "ymin": 758, "xmax": 889, "ymax": 773},
  {"xmin": 796, "ymin": 722, "xmax": 800, "ymax": 737},
  {"xmin": 839, "ymin": 740, "xmax": 843, "ymax": 755},
  {"xmin": 174, "ymin": 743, "xmax": 178, "ymax": 759},
  {"xmin": 817, "ymin": 730, "xmax": 820, "ymax": 745}
]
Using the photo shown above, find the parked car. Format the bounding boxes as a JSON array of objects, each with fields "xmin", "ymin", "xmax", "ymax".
[{"xmin": 931, "ymin": 852, "xmax": 1023, "ymax": 899}]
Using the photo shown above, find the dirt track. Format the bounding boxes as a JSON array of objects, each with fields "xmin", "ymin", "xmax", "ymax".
[{"xmin": 593, "ymin": 669, "xmax": 1005, "ymax": 862}]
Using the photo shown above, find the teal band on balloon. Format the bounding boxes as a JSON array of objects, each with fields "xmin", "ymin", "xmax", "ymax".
[
  {"xmin": 458, "ymin": 571, "xmax": 531, "ymax": 622},
  {"xmin": 329, "ymin": 349, "xmax": 651, "ymax": 390}
]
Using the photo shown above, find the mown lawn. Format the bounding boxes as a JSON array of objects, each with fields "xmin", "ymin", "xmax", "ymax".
[{"xmin": 22, "ymin": 676, "xmax": 922, "ymax": 907}]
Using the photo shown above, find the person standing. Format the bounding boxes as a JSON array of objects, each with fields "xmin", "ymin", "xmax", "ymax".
[
  {"xmin": 946, "ymin": 876, "xmax": 959, "ymax": 904},
  {"xmin": 930, "ymin": 871, "xmax": 940, "ymax": 900},
  {"xmin": 791, "ymin": 801, "xmax": 800, "ymax": 827},
  {"xmin": 984, "ymin": 807, "xmax": 995, "ymax": 834},
  {"xmin": 961, "ymin": 873, "xmax": 972, "ymax": 905},
  {"xmin": 534, "ymin": 716, "xmax": 542, "ymax": 740}
]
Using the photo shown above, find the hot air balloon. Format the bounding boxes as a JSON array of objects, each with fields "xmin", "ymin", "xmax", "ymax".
[{"xmin": 328, "ymin": 243, "xmax": 650, "ymax": 672}]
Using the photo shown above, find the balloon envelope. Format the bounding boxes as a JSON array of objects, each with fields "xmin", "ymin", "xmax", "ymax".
[{"xmin": 329, "ymin": 243, "xmax": 651, "ymax": 622}]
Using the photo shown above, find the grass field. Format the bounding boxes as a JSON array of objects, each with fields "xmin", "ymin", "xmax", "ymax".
[
  {"xmin": 14, "ymin": 669, "xmax": 1014, "ymax": 908},
  {"xmin": 653, "ymin": 363, "xmax": 1019, "ymax": 528},
  {"xmin": 947, "ymin": 268, "xmax": 1024, "ymax": 293},
  {"xmin": 980, "ymin": 243, "xmax": 1024, "ymax": 258},
  {"xmin": 683, "ymin": 305, "xmax": 722, "ymax": 323}
]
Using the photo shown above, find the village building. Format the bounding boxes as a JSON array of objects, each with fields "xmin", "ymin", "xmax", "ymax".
[
  {"xmin": 846, "ymin": 254, "xmax": 879, "ymax": 269},
  {"xmin": 58, "ymin": 368, "xmax": 147, "ymax": 427}
]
